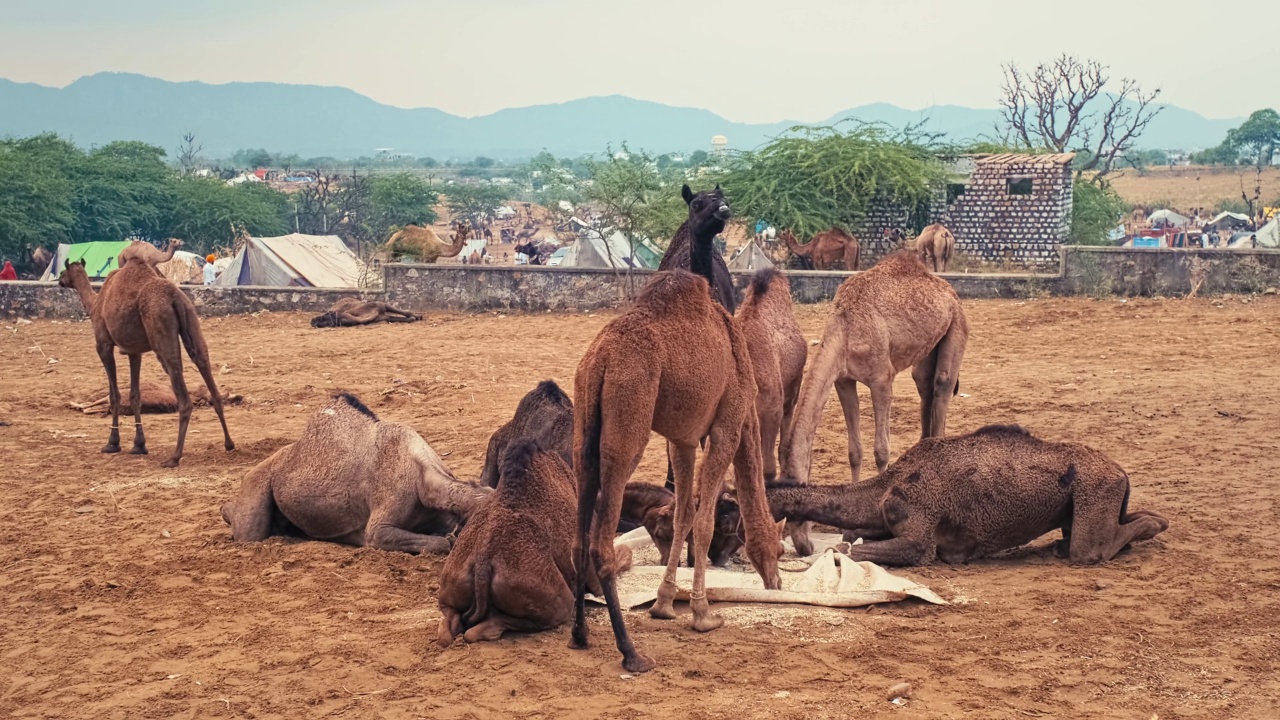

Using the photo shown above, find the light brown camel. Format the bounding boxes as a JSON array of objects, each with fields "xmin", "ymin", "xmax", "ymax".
[
  {"xmin": 309, "ymin": 298, "xmax": 422, "ymax": 328},
  {"xmin": 781, "ymin": 227, "xmax": 860, "ymax": 271},
  {"xmin": 222, "ymin": 393, "xmax": 489, "ymax": 552},
  {"xmin": 58, "ymin": 257, "xmax": 234, "ymax": 467},
  {"xmin": 383, "ymin": 222, "xmax": 471, "ymax": 263},
  {"xmin": 759, "ymin": 425, "xmax": 1169, "ymax": 565},
  {"xmin": 782, "ymin": 250, "xmax": 968, "ymax": 554},
  {"xmin": 914, "ymin": 223, "xmax": 956, "ymax": 272},
  {"xmin": 117, "ymin": 239, "xmax": 183, "ymax": 275},
  {"xmin": 69, "ymin": 380, "xmax": 243, "ymax": 414},
  {"xmin": 438, "ymin": 440, "xmax": 633, "ymax": 646},
  {"xmin": 571, "ymin": 267, "xmax": 785, "ymax": 673}
]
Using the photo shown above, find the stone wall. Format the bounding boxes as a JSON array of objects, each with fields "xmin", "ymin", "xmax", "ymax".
[
  {"xmin": 1060, "ymin": 246, "xmax": 1280, "ymax": 297},
  {"xmin": 946, "ymin": 155, "xmax": 1074, "ymax": 267}
]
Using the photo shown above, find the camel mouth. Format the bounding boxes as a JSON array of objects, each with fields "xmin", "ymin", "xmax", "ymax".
[{"xmin": 714, "ymin": 205, "xmax": 732, "ymax": 221}]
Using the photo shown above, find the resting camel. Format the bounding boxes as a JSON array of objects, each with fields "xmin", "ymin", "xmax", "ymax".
[
  {"xmin": 782, "ymin": 250, "xmax": 967, "ymax": 555},
  {"xmin": 438, "ymin": 440, "xmax": 633, "ymax": 645},
  {"xmin": 760, "ymin": 425, "xmax": 1169, "ymax": 566},
  {"xmin": 383, "ymin": 222, "xmax": 471, "ymax": 263},
  {"xmin": 572, "ymin": 250, "xmax": 785, "ymax": 670},
  {"xmin": 480, "ymin": 380, "xmax": 574, "ymax": 489},
  {"xmin": 58, "ymin": 258, "xmax": 234, "ymax": 467},
  {"xmin": 310, "ymin": 298, "xmax": 421, "ymax": 328},
  {"xmin": 781, "ymin": 227, "xmax": 860, "ymax": 271},
  {"xmin": 914, "ymin": 223, "xmax": 955, "ymax": 272},
  {"xmin": 222, "ymin": 393, "xmax": 489, "ymax": 552},
  {"xmin": 636, "ymin": 485, "xmax": 746, "ymax": 567},
  {"xmin": 70, "ymin": 380, "xmax": 242, "ymax": 414}
]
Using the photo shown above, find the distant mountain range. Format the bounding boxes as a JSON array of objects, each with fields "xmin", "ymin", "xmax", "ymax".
[{"xmin": 0, "ymin": 72, "xmax": 1243, "ymax": 160}]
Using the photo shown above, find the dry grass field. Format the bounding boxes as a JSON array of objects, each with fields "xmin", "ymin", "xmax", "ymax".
[{"xmin": 1109, "ymin": 165, "xmax": 1280, "ymax": 212}]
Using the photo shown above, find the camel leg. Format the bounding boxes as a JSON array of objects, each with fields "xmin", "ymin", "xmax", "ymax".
[
  {"xmin": 867, "ymin": 377, "xmax": 894, "ymax": 472},
  {"xmin": 365, "ymin": 521, "xmax": 452, "ymax": 554},
  {"xmin": 840, "ymin": 534, "xmax": 937, "ymax": 566},
  {"xmin": 834, "ymin": 377, "xmax": 864, "ymax": 482},
  {"xmin": 757, "ymin": 395, "xmax": 783, "ymax": 483},
  {"xmin": 438, "ymin": 607, "xmax": 464, "ymax": 647},
  {"xmin": 1069, "ymin": 485, "xmax": 1170, "ymax": 564},
  {"xmin": 777, "ymin": 373, "xmax": 802, "ymax": 471},
  {"xmin": 220, "ymin": 465, "xmax": 275, "ymax": 542},
  {"xmin": 187, "ymin": 337, "xmax": 235, "ymax": 454},
  {"xmin": 97, "ymin": 341, "xmax": 122, "ymax": 454},
  {"xmin": 688, "ymin": 426, "xmax": 742, "ymax": 633},
  {"xmin": 652, "ymin": 443, "xmax": 696, "ymax": 621},
  {"xmin": 912, "ymin": 350, "xmax": 938, "ymax": 440},
  {"xmin": 590, "ymin": 443, "xmax": 654, "ymax": 673},
  {"xmin": 127, "ymin": 354, "xmax": 147, "ymax": 454},
  {"xmin": 153, "ymin": 344, "xmax": 193, "ymax": 468},
  {"xmin": 928, "ymin": 321, "xmax": 967, "ymax": 439},
  {"xmin": 732, "ymin": 411, "xmax": 781, "ymax": 589},
  {"xmin": 463, "ymin": 609, "xmax": 566, "ymax": 643}
]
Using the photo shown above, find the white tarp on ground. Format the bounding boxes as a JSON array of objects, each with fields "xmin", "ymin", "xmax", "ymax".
[
  {"xmin": 560, "ymin": 232, "xmax": 647, "ymax": 269},
  {"xmin": 1148, "ymin": 209, "xmax": 1190, "ymax": 227},
  {"xmin": 728, "ymin": 240, "xmax": 775, "ymax": 270},
  {"xmin": 215, "ymin": 234, "xmax": 363, "ymax": 288}
]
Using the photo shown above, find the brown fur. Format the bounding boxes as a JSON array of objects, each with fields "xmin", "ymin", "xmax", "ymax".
[
  {"xmin": 70, "ymin": 380, "xmax": 243, "ymax": 414},
  {"xmin": 914, "ymin": 223, "xmax": 955, "ymax": 272},
  {"xmin": 764, "ymin": 425, "xmax": 1169, "ymax": 566},
  {"xmin": 221, "ymin": 393, "xmax": 489, "ymax": 553},
  {"xmin": 480, "ymin": 380, "xmax": 574, "ymax": 488},
  {"xmin": 781, "ymin": 227, "xmax": 860, "ymax": 271},
  {"xmin": 310, "ymin": 298, "xmax": 422, "ymax": 328},
  {"xmin": 58, "ymin": 257, "xmax": 235, "ymax": 467},
  {"xmin": 117, "ymin": 239, "xmax": 183, "ymax": 276},
  {"xmin": 570, "ymin": 269, "xmax": 784, "ymax": 673},
  {"xmin": 437, "ymin": 440, "xmax": 633, "ymax": 646},
  {"xmin": 782, "ymin": 251, "xmax": 968, "ymax": 554},
  {"xmin": 382, "ymin": 222, "xmax": 470, "ymax": 263}
]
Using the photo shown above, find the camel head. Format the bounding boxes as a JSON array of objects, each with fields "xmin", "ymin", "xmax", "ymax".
[
  {"xmin": 58, "ymin": 258, "xmax": 88, "ymax": 288},
  {"xmin": 453, "ymin": 222, "xmax": 472, "ymax": 242},
  {"xmin": 743, "ymin": 515, "xmax": 786, "ymax": 591},
  {"xmin": 310, "ymin": 311, "xmax": 340, "ymax": 328},
  {"xmin": 681, "ymin": 184, "xmax": 731, "ymax": 238}
]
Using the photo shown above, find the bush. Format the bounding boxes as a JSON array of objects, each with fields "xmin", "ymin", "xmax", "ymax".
[{"xmin": 1069, "ymin": 178, "xmax": 1127, "ymax": 246}]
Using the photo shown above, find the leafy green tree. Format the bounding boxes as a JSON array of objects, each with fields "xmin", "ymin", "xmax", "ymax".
[
  {"xmin": 1190, "ymin": 144, "xmax": 1240, "ymax": 165},
  {"xmin": 232, "ymin": 148, "xmax": 274, "ymax": 168},
  {"xmin": 1068, "ymin": 177, "xmax": 1127, "ymax": 245},
  {"xmin": 165, "ymin": 178, "xmax": 290, "ymax": 253},
  {"xmin": 585, "ymin": 145, "xmax": 688, "ymax": 256},
  {"xmin": 73, "ymin": 141, "xmax": 175, "ymax": 244},
  {"xmin": 366, "ymin": 173, "xmax": 439, "ymax": 240},
  {"xmin": 1225, "ymin": 109, "xmax": 1280, "ymax": 169},
  {"xmin": 0, "ymin": 140, "xmax": 75, "ymax": 259},
  {"xmin": 473, "ymin": 156, "xmax": 496, "ymax": 168},
  {"xmin": 687, "ymin": 150, "xmax": 709, "ymax": 166},
  {"xmin": 445, "ymin": 183, "xmax": 508, "ymax": 221}
]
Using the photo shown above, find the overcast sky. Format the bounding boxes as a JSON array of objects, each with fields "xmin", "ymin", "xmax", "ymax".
[{"xmin": 1, "ymin": 0, "xmax": 1271, "ymax": 121}]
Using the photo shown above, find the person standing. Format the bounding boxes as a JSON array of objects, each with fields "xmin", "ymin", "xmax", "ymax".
[
  {"xmin": 203, "ymin": 255, "xmax": 219, "ymax": 285},
  {"xmin": 0, "ymin": 260, "xmax": 16, "ymax": 280}
]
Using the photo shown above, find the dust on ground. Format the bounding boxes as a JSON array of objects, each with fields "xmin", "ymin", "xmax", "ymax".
[{"xmin": 1, "ymin": 296, "xmax": 1278, "ymax": 719}]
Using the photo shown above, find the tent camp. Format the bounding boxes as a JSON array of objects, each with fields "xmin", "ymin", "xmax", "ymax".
[
  {"xmin": 1228, "ymin": 219, "xmax": 1279, "ymax": 248},
  {"xmin": 1147, "ymin": 209, "xmax": 1190, "ymax": 228},
  {"xmin": 40, "ymin": 241, "xmax": 132, "ymax": 281},
  {"xmin": 727, "ymin": 240, "xmax": 775, "ymax": 271},
  {"xmin": 559, "ymin": 232, "xmax": 649, "ymax": 269},
  {"xmin": 215, "ymin": 234, "xmax": 365, "ymax": 288},
  {"xmin": 1206, "ymin": 211, "xmax": 1251, "ymax": 231}
]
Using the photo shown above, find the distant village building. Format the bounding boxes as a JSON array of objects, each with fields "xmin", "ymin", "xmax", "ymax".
[{"xmin": 711, "ymin": 135, "xmax": 729, "ymax": 157}]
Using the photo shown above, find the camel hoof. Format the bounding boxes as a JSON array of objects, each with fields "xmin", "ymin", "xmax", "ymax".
[
  {"xmin": 101, "ymin": 444, "xmax": 121, "ymax": 454},
  {"xmin": 161, "ymin": 457, "xmax": 181, "ymax": 469},
  {"xmin": 568, "ymin": 627, "xmax": 589, "ymax": 650},
  {"xmin": 691, "ymin": 613, "xmax": 725, "ymax": 633},
  {"xmin": 1052, "ymin": 539, "xmax": 1071, "ymax": 559},
  {"xmin": 224, "ymin": 440, "xmax": 236, "ymax": 451},
  {"xmin": 622, "ymin": 653, "xmax": 657, "ymax": 674},
  {"xmin": 649, "ymin": 600, "xmax": 677, "ymax": 621},
  {"xmin": 129, "ymin": 445, "xmax": 148, "ymax": 455}
]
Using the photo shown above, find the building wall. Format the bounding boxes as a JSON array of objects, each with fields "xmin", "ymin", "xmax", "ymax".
[{"xmin": 946, "ymin": 159, "xmax": 1074, "ymax": 267}]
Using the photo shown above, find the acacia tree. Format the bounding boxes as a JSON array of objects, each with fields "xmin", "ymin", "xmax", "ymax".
[
  {"xmin": 999, "ymin": 55, "xmax": 1162, "ymax": 184},
  {"xmin": 177, "ymin": 132, "xmax": 203, "ymax": 175},
  {"xmin": 1225, "ymin": 109, "xmax": 1280, "ymax": 169}
]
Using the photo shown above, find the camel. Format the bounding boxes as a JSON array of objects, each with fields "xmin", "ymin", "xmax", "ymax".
[
  {"xmin": 658, "ymin": 184, "xmax": 736, "ymax": 312},
  {"xmin": 760, "ymin": 425, "xmax": 1169, "ymax": 566},
  {"xmin": 571, "ymin": 267, "xmax": 785, "ymax": 673},
  {"xmin": 914, "ymin": 223, "xmax": 956, "ymax": 272},
  {"xmin": 58, "ymin": 257, "xmax": 234, "ymax": 467},
  {"xmin": 384, "ymin": 222, "xmax": 471, "ymax": 263},
  {"xmin": 639, "ymin": 486, "xmax": 746, "ymax": 568},
  {"xmin": 438, "ymin": 440, "xmax": 633, "ymax": 645},
  {"xmin": 781, "ymin": 227, "xmax": 860, "ymax": 271},
  {"xmin": 31, "ymin": 246, "xmax": 53, "ymax": 276},
  {"xmin": 310, "ymin": 298, "xmax": 422, "ymax": 328},
  {"xmin": 782, "ymin": 250, "xmax": 968, "ymax": 555},
  {"xmin": 70, "ymin": 380, "xmax": 242, "ymax": 414},
  {"xmin": 222, "ymin": 393, "xmax": 490, "ymax": 552},
  {"xmin": 117, "ymin": 239, "xmax": 183, "ymax": 275},
  {"xmin": 480, "ymin": 380, "xmax": 573, "ymax": 489}
]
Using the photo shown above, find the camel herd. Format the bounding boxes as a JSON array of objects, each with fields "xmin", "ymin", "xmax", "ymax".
[{"xmin": 55, "ymin": 184, "xmax": 1168, "ymax": 674}]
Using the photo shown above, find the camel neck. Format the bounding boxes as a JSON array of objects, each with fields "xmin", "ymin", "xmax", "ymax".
[
  {"xmin": 689, "ymin": 231, "xmax": 716, "ymax": 287},
  {"xmin": 767, "ymin": 478, "xmax": 890, "ymax": 532},
  {"xmin": 70, "ymin": 276, "xmax": 97, "ymax": 313}
]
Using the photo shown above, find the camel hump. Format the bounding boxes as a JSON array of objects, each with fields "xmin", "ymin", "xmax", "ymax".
[
  {"xmin": 970, "ymin": 423, "xmax": 1033, "ymax": 439},
  {"xmin": 531, "ymin": 380, "xmax": 572, "ymax": 408},
  {"xmin": 497, "ymin": 438, "xmax": 546, "ymax": 493},
  {"xmin": 635, "ymin": 270, "xmax": 712, "ymax": 310},
  {"xmin": 334, "ymin": 392, "xmax": 379, "ymax": 421},
  {"xmin": 748, "ymin": 267, "xmax": 780, "ymax": 298}
]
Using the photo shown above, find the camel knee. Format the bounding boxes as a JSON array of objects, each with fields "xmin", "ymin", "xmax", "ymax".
[{"xmin": 932, "ymin": 371, "xmax": 955, "ymax": 397}]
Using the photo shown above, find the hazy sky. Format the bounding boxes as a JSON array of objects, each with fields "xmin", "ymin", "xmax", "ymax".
[{"xmin": 1, "ymin": 0, "xmax": 1272, "ymax": 121}]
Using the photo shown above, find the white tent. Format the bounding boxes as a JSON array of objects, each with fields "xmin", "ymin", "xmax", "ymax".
[
  {"xmin": 1228, "ymin": 218, "xmax": 1279, "ymax": 248},
  {"xmin": 215, "ymin": 234, "xmax": 364, "ymax": 288},
  {"xmin": 727, "ymin": 241, "xmax": 775, "ymax": 271},
  {"xmin": 560, "ymin": 232, "xmax": 646, "ymax": 269},
  {"xmin": 1147, "ymin": 209, "xmax": 1190, "ymax": 228}
]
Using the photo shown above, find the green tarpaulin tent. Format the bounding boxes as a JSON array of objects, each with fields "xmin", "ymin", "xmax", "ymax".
[{"xmin": 40, "ymin": 241, "xmax": 132, "ymax": 281}]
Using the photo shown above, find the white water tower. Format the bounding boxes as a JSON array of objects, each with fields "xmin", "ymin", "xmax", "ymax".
[{"xmin": 711, "ymin": 135, "xmax": 729, "ymax": 156}]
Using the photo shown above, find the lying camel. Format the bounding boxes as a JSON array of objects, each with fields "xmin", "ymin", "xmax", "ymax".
[
  {"xmin": 221, "ymin": 393, "xmax": 489, "ymax": 553},
  {"xmin": 310, "ymin": 298, "xmax": 422, "ymax": 328},
  {"xmin": 761, "ymin": 425, "xmax": 1169, "ymax": 566},
  {"xmin": 438, "ymin": 440, "xmax": 633, "ymax": 645},
  {"xmin": 70, "ymin": 380, "xmax": 243, "ymax": 414},
  {"xmin": 914, "ymin": 223, "xmax": 955, "ymax": 273},
  {"xmin": 480, "ymin": 380, "xmax": 573, "ymax": 488},
  {"xmin": 620, "ymin": 482, "xmax": 743, "ymax": 567}
]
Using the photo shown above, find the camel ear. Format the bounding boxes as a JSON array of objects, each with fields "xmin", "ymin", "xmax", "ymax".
[
  {"xmin": 681, "ymin": 184, "xmax": 694, "ymax": 205},
  {"xmin": 714, "ymin": 183, "xmax": 722, "ymax": 193},
  {"xmin": 776, "ymin": 518, "xmax": 788, "ymax": 537}
]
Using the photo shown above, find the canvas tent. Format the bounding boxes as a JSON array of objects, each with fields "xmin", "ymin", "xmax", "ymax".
[
  {"xmin": 560, "ymin": 232, "xmax": 648, "ymax": 269},
  {"xmin": 1206, "ymin": 211, "xmax": 1251, "ymax": 231},
  {"xmin": 1228, "ymin": 219, "xmax": 1279, "ymax": 248},
  {"xmin": 1147, "ymin": 209, "xmax": 1190, "ymax": 228},
  {"xmin": 215, "ymin": 234, "xmax": 364, "ymax": 288},
  {"xmin": 727, "ymin": 240, "xmax": 775, "ymax": 271},
  {"xmin": 40, "ymin": 241, "xmax": 132, "ymax": 281}
]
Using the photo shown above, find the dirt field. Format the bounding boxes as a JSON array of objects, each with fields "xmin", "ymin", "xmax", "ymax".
[
  {"xmin": 2, "ymin": 297, "xmax": 1278, "ymax": 719},
  {"xmin": 1109, "ymin": 165, "xmax": 1280, "ymax": 212}
]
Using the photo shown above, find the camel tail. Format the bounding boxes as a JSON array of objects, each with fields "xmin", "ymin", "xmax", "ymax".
[
  {"xmin": 173, "ymin": 294, "xmax": 209, "ymax": 365},
  {"xmin": 1118, "ymin": 473, "xmax": 1132, "ymax": 523},
  {"xmin": 464, "ymin": 556, "xmax": 493, "ymax": 627}
]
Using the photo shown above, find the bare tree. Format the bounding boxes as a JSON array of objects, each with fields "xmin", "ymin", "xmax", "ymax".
[
  {"xmin": 998, "ymin": 55, "xmax": 1162, "ymax": 184},
  {"xmin": 177, "ymin": 132, "xmax": 204, "ymax": 175}
]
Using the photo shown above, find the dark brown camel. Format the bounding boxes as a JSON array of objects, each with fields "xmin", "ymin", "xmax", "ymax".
[
  {"xmin": 914, "ymin": 223, "xmax": 956, "ymax": 272},
  {"xmin": 222, "ymin": 393, "xmax": 489, "ymax": 552},
  {"xmin": 310, "ymin": 298, "xmax": 422, "ymax": 328},
  {"xmin": 781, "ymin": 227, "xmax": 860, "ymax": 271},
  {"xmin": 781, "ymin": 250, "xmax": 968, "ymax": 555},
  {"xmin": 480, "ymin": 380, "xmax": 574, "ymax": 488},
  {"xmin": 58, "ymin": 257, "xmax": 234, "ymax": 467},
  {"xmin": 761, "ymin": 425, "xmax": 1169, "ymax": 566},
  {"xmin": 438, "ymin": 440, "xmax": 633, "ymax": 645},
  {"xmin": 70, "ymin": 380, "xmax": 243, "ymax": 414},
  {"xmin": 571, "ymin": 266, "xmax": 784, "ymax": 673}
]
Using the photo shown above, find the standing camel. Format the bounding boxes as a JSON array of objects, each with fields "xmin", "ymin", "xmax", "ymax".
[
  {"xmin": 782, "ymin": 251, "xmax": 967, "ymax": 552},
  {"xmin": 736, "ymin": 268, "xmax": 806, "ymax": 481},
  {"xmin": 914, "ymin": 223, "xmax": 955, "ymax": 272},
  {"xmin": 781, "ymin": 227, "xmax": 860, "ymax": 271},
  {"xmin": 570, "ymin": 189, "xmax": 784, "ymax": 674},
  {"xmin": 118, "ymin": 239, "xmax": 184, "ymax": 275},
  {"xmin": 58, "ymin": 258, "xmax": 234, "ymax": 467}
]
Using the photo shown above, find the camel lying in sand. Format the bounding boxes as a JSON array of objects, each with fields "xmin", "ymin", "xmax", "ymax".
[
  {"xmin": 70, "ymin": 380, "xmax": 243, "ymax": 414},
  {"xmin": 221, "ymin": 393, "xmax": 489, "ymax": 553},
  {"xmin": 310, "ymin": 298, "xmax": 422, "ymax": 328},
  {"xmin": 480, "ymin": 380, "xmax": 573, "ymax": 488},
  {"xmin": 763, "ymin": 425, "xmax": 1169, "ymax": 566},
  {"xmin": 438, "ymin": 440, "xmax": 633, "ymax": 645}
]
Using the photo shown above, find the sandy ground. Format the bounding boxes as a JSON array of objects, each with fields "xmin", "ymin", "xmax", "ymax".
[{"xmin": 2, "ymin": 296, "xmax": 1278, "ymax": 719}]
